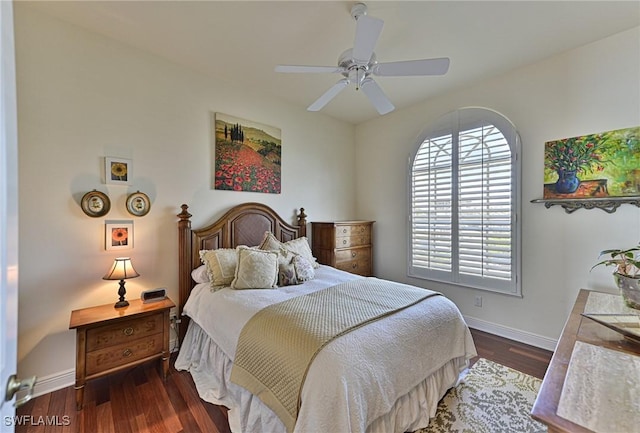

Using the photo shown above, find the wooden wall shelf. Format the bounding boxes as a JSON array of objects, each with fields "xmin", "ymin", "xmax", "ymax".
[{"xmin": 531, "ymin": 197, "xmax": 640, "ymax": 214}]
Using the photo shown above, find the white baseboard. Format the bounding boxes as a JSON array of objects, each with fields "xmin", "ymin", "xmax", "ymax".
[
  {"xmin": 464, "ymin": 315, "xmax": 558, "ymax": 352},
  {"xmin": 30, "ymin": 336, "xmax": 180, "ymax": 398},
  {"xmin": 32, "ymin": 368, "xmax": 75, "ymax": 399}
]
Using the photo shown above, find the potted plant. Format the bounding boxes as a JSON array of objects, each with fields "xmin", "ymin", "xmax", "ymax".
[{"xmin": 591, "ymin": 244, "xmax": 640, "ymax": 309}]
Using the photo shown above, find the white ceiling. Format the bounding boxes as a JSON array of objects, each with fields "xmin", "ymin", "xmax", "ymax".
[{"xmin": 24, "ymin": 1, "xmax": 640, "ymax": 125}]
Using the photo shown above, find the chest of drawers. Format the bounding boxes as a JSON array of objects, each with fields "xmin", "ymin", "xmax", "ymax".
[
  {"xmin": 69, "ymin": 297, "xmax": 175, "ymax": 410},
  {"xmin": 311, "ymin": 221, "xmax": 374, "ymax": 276}
]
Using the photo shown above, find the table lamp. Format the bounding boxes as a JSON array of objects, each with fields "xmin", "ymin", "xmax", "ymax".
[{"xmin": 103, "ymin": 257, "xmax": 140, "ymax": 308}]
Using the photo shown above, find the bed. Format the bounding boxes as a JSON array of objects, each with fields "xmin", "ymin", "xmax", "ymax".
[{"xmin": 174, "ymin": 202, "xmax": 477, "ymax": 433}]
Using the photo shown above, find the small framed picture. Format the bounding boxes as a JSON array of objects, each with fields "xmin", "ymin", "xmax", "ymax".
[
  {"xmin": 105, "ymin": 221, "xmax": 133, "ymax": 251},
  {"xmin": 105, "ymin": 157, "xmax": 132, "ymax": 185}
]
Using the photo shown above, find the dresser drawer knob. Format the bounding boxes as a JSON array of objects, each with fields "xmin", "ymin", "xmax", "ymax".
[
  {"xmin": 342, "ymin": 228, "xmax": 347, "ymax": 233},
  {"xmin": 122, "ymin": 349, "xmax": 133, "ymax": 358},
  {"xmin": 351, "ymin": 251, "xmax": 357, "ymax": 258},
  {"xmin": 123, "ymin": 327, "xmax": 134, "ymax": 336},
  {"xmin": 342, "ymin": 239, "xmax": 347, "ymax": 245},
  {"xmin": 352, "ymin": 263, "xmax": 358, "ymax": 269}
]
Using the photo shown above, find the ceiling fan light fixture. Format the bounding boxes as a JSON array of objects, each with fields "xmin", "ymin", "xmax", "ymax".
[
  {"xmin": 350, "ymin": 2, "xmax": 368, "ymax": 21},
  {"xmin": 275, "ymin": 2, "xmax": 450, "ymax": 116}
]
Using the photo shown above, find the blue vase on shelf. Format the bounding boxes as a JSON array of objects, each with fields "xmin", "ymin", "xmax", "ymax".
[{"xmin": 555, "ymin": 169, "xmax": 580, "ymax": 194}]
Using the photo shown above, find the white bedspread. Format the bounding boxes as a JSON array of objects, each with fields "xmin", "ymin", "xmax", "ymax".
[{"xmin": 175, "ymin": 265, "xmax": 476, "ymax": 433}]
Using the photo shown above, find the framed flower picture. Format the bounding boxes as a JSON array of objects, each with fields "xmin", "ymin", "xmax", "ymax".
[
  {"xmin": 105, "ymin": 157, "xmax": 132, "ymax": 185},
  {"xmin": 105, "ymin": 221, "xmax": 133, "ymax": 250}
]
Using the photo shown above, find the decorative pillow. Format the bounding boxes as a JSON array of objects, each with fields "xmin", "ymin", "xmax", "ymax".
[
  {"xmin": 278, "ymin": 262, "xmax": 298, "ymax": 286},
  {"xmin": 259, "ymin": 231, "xmax": 282, "ymax": 251},
  {"xmin": 285, "ymin": 237, "xmax": 319, "ymax": 268},
  {"xmin": 231, "ymin": 247, "xmax": 278, "ymax": 290},
  {"xmin": 260, "ymin": 232, "xmax": 293, "ymax": 266},
  {"xmin": 191, "ymin": 264, "xmax": 210, "ymax": 284},
  {"xmin": 199, "ymin": 249, "xmax": 238, "ymax": 286},
  {"xmin": 259, "ymin": 231, "xmax": 319, "ymax": 268},
  {"xmin": 276, "ymin": 245, "xmax": 296, "ymax": 266},
  {"xmin": 293, "ymin": 255, "xmax": 315, "ymax": 282}
]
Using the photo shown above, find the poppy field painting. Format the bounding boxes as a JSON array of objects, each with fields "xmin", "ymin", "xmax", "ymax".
[
  {"xmin": 213, "ymin": 113, "xmax": 281, "ymax": 194},
  {"xmin": 543, "ymin": 126, "xmax": 640, "ymax": 199}
]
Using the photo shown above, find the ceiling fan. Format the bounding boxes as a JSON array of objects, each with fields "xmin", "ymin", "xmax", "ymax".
[{"xmin": 275, "ymin": 2, "xmax": 450, "ymax": 115}]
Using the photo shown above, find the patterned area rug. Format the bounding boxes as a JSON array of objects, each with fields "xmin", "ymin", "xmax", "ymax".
[{"xmin": 415, "ymin": 358, "xmax": 547, "ymax": 433}]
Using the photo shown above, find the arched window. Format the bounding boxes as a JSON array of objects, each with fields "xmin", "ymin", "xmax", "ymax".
[{"xmin": 409, "ymin": 107, "xmax": 521, "ymax": 295}]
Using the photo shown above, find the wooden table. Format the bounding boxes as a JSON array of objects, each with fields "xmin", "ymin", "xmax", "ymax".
[
  {"xmin": 531, "ymin": 289, "xmax": 640, "ymax": 432},
  {"xmin": 69, "ymin": 298, "xmax": 175, "ymax": 410}
]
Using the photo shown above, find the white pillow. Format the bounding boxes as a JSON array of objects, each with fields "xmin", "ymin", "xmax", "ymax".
[
  {"xmin": 200, "ymin": 249, "xmax": 238, "ymax": 286},
  {"xmin": 191, "ymin": 264, "xmax": 210, "ymax": 284},
  {"xmin": 285, "ymin": 237, "xmax": 318, "ymax": 268},
  {"xmin": 259, "ymin": 231, "xmax": 319, "ymax": 268},
  {"xmin": 231, "ymin": 247, "xmax": 278, "ymax": 290},
  {"xmin": 259, "ymin": 231, "xmax": 283, "ymax": 251}
]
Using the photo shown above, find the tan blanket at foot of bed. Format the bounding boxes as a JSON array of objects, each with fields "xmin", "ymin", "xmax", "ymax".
[{"xmin": 230, "ymin": 277, "xmax": 440, "ymax": 433}]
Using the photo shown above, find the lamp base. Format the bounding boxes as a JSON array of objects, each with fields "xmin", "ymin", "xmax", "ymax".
[
  {"xmin": 114, "ymin": 300, "xmax": 130, "ymax": 308},
  {"xmin": 114, "ymin": 279, "xmax": 129, "ymax": 308}
]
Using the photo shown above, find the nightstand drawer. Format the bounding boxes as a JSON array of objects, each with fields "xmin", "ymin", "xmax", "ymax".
[
  {"xmin": 336, "ymin": 258, "xmax": 371, "ymax": 276},
  {"xmin": 86, "ymin": 313, "xmax": 163, "ymax": 352},
  {"xmin": 335, "ymin": 247, "xmax": 370, "ymax": 263},
  {"xmin": 335, "ymin": 224, "xmax": 369, "ymax": 237},
  {"xmin": 86, "ymin": 334, "xmax": 164, "ymax": 376},
  {"xmin": 336, "ymin": 234, "xmax": 370, "ymax": 248}
]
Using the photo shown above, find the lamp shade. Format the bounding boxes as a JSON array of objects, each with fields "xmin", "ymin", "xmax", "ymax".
[{"xmin": 103, "ymin": 257, "xmax": 140, "ymax": 281}]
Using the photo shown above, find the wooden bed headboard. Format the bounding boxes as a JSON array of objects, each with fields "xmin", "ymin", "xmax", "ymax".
[{"xmin": 177, "ymin": 202, "xmax": 307, "ymax": 342}]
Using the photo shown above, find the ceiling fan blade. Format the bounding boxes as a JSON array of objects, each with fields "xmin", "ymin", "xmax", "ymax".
[
  {"xmin": 360, "ymin": 78, "xmax": 394, "ymax": 115},
  {"xmin": 307, "ymin": 79, "xmax": 350, "ymax": 112},
  {"xmin": 373, "ymin": 57, "xmax": 450, "ymax": 76},
  {"xmin": 352, "ymin": 15, "xmax": 384, "ymax": 64},
  {"xmin": 275, "ymin": 65, "xmax": 341, "ymax": 74}
]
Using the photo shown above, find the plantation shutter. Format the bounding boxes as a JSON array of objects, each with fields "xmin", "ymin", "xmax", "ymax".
[
  {"xmin": 457, "ymin": 124, "xmax": 513, "ymax": 288},
  {"xmin": 411, "ymin": 132, "xmax": 453, "ymax": 276},
  {"xmin": 409, "ymin": 108, "xmax": 520, "ymax": 295}
]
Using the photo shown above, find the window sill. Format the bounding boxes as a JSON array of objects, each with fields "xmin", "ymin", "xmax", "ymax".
[{"xmin": 407, "ymin": 272, "xmax": 522, "ymax": 297}]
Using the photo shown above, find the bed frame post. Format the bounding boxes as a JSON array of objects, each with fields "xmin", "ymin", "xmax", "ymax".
[
  {"xmin": 298, "ymin": 207, "xmax": 307, "ymax": 237},
  {"xmin": 177, "ymin": 204, "xmax": 192, "ymax": 344}
]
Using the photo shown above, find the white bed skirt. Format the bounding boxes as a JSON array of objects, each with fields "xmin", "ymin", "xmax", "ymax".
[{"xmin": 175, "ymin": 321, "xmax": 468, "ymax": 433}]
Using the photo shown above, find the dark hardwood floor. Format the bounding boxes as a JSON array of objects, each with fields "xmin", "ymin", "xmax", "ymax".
[
  {"xmin": 469, "ymin": 328, "xmax": 553, "ymax": 380},
  {"xmin": 15, "ymin": 328, "xmax": 552, "ymax": 433}
]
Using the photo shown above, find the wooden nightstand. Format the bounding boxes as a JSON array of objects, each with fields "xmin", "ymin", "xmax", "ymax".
[{"xmin": 69, "ymin": 297, "xmax": 175, "ymax": 410}]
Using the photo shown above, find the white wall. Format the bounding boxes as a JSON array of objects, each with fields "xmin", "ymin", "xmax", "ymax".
[
  {"xmin": 14, "ymin": 6, "xmax": 356, "ymax": 390},
  {"xmin": 15, "ymin": 2, "xmax": 640, "ymax": 393},
  {"xmin": 355, "ymin": 27, "xmax": 640, "ymax": 348}
]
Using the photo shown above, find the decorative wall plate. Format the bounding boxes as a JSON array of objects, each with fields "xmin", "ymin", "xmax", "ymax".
[
  {"xmin": 81, "ymin": 190, "xmax": 110, "ymax": 217},
  {"xmin": 126, "ymin": 191, "xmax": 150, "ymax": 217}
]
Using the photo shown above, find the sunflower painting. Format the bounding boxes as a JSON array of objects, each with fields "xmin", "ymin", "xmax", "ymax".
[
  {"xmin": 105, "ymin": 221, "xmax": 133, "ymax": 250},
  {"xmin": 105, "ymin": 157, "xmax": 132, "ymax": 185},
  {"xmin": 213, "ymin": 113, "xmax": 281, "ymax": 194}
]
